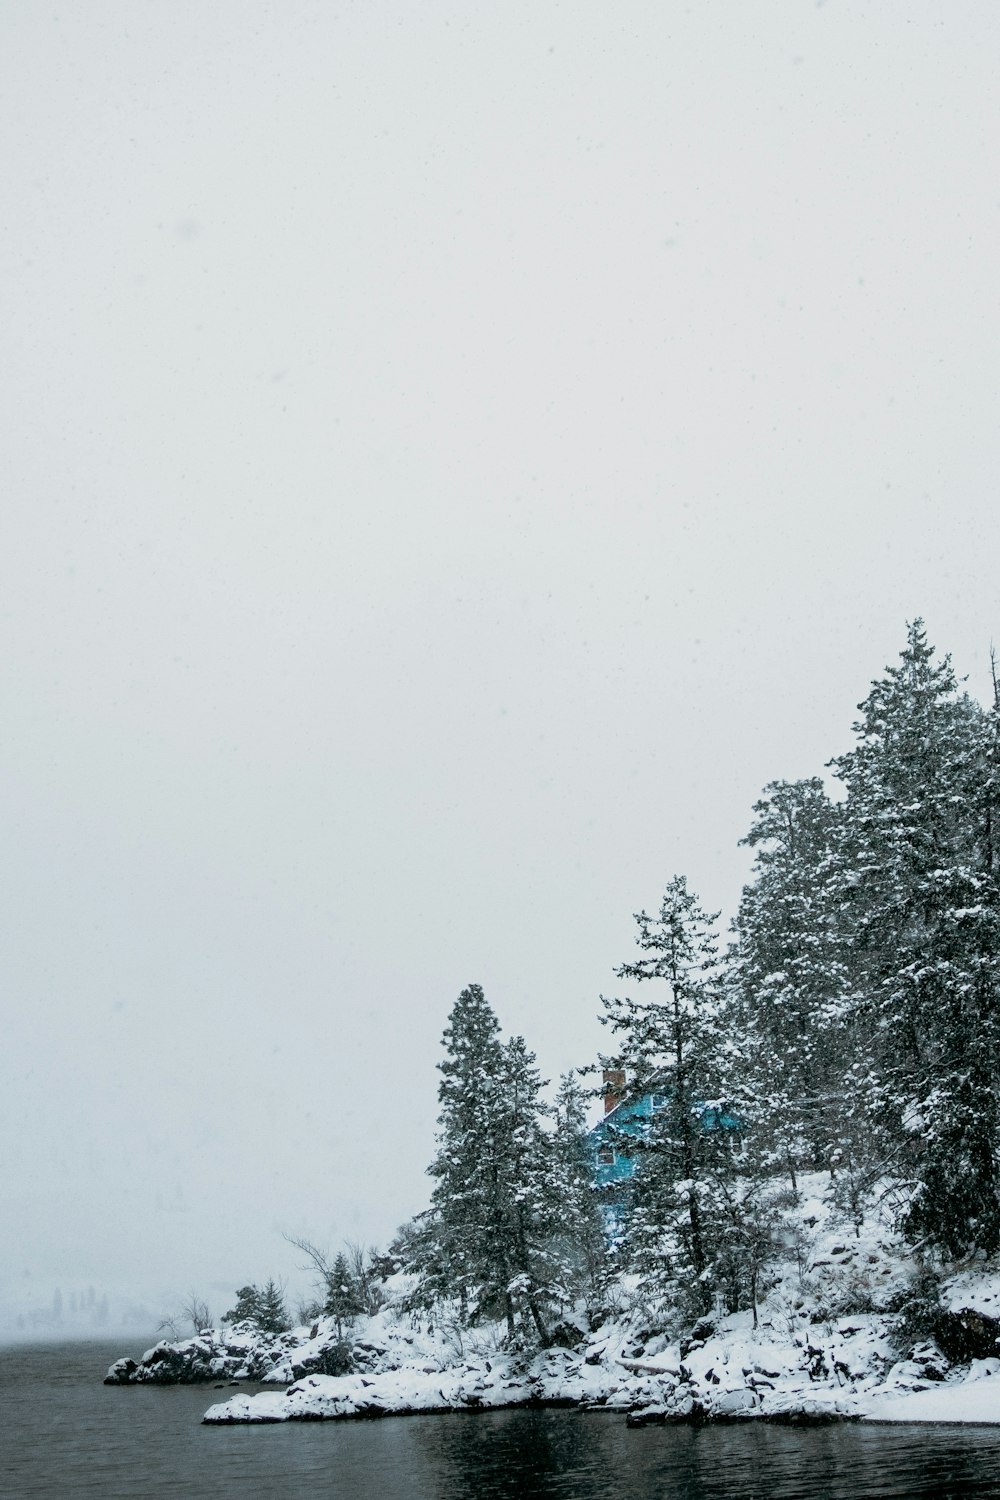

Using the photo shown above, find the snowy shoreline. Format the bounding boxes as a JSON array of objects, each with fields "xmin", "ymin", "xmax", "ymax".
[
  {"xmin": 195, "ymin": 1319, "xmax": 1000, "ymax": 1429},
  {"xmin": 104, "ymin": 1175, "xmax": 1000, "ymax": 1431},
  {"xmin": 105, "ymin": 1294, "xmax": 1000, "ymax": 1430}
]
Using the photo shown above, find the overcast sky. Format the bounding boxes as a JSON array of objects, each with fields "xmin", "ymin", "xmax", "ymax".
[{"xmin": 3, "ymin": 0, "xmax": 999, "ymax": 1336}]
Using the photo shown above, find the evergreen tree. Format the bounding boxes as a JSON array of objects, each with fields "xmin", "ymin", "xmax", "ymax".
[
  {"xmin": 424, "ymin": 983, "xmax": 508, "ymax": 1323},
  {"xmin": 730, "ymin": 778, "xmax": 852, "ymax": 1185},
  {"xmin": 420, "ymin": 984, "xmax": 566, "ymax": 1344},
  {"xmin": 225, "ymin": 1285, "xmax": 262, "ymax": 1327},
  {"xmin": 256, "ymin": 1279, "xmax": 290, "ymax": 1334},
  {"xmin": 981, "ymin": 650, "xmax": 1000, "ymax": 884},
  {"xmin": 324, "ymin": 1252, "xmax": 362, "ymax": 1340},
  {"xmin": 494, "ymin": 1034, "xmax": 560, "ymax": 1343},
  {"xmin": 600, "ymin": 877, "xmax": 727, "ymax": 1309},
  {"xmin": 832, "ymin": 620, "xmax": 1000, "ymax": 1255},
  {"xmin": 224, "ymin": 1279, "xmax": 289, "ymax": 1333}
]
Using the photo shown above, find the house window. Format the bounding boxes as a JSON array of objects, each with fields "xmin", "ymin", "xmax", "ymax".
[{"xmin": 597, "ymin": 1146, "xmax": 615, "ymax": 1166}]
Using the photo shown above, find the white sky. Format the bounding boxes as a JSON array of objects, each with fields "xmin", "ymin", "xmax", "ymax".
[{"xmin": 2, "ymin": 0, "xmax": 999, "ymax": 1333}]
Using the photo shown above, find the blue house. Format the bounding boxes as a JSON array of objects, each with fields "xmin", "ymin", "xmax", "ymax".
[{"xmin": 588, "ymin": 1070, "xmax": 741, "ymax": 1230}]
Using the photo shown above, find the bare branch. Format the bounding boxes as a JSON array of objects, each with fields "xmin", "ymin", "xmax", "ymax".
[{"xmin": 283, "ymin": 1232, "xmax": 334, "ymax": 1288}]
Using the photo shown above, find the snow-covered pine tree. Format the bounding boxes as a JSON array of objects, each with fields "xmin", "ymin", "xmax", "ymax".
[
  {"xmin": 730, "ymin": 778, "xmax": 852, "ymax": 1186},
  {"xmin": 324, "ymin": 1252, "xmax": 362, "ymax": 1341},
  {"xmin": 224, "ymin": 1285, "xmax": 262, "ymax": 1327},
  {"xmin": 224, "ymin": 1279, "xmax": 289, "ymax": 1333},
  {"xmin": 493, "ymin": 1034, "xmax": 561, "ymax": 1344},
  {"xmin": 256, "ymin": 1278, "xmax": 290, "ymax": 1334},
  {"xmin": 420, "ymin": 985, "xmax": 568, "ymax": 1345},
  {"xmin": 424, "ymin": 984, "xmax": 508, "ymax": 1323},
  {"xmin": 832, "ymin": 620, "xmax": 1000, "ymax": 1255},
  {"xmin": 982, "ymin": 649, "xmax": 1000, "ymax": 884},
  {"xmin": 599, "ymin": 876, "xmax": 728, "ymax": 1310}
]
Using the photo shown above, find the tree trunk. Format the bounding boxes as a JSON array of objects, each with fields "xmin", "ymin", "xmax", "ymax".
[{"xmin": 527, "ymin": 1292, "xmax": 548, "ymax": 1347}]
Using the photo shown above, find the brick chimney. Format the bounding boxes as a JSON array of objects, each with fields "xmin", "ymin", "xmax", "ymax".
[{"xmin": 602, "ymin": 1068, "xmax": 625, "ymax": 1115}]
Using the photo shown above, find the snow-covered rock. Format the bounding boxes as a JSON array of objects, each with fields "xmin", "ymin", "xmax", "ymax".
[{"xmin": 105, "ymin": 1319, "xmax": 358, "ymax": 1386}]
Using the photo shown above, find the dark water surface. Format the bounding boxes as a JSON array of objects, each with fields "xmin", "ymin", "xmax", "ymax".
[{"xmin": 6, "ymin": 1342, "xmax": 1000, "ymax": 1499}]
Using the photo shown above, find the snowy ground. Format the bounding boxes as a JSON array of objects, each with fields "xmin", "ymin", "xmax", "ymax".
[
  {"xmin": 194, "ymin": 1303, "xmax": 1000, "ymax": 1428},
  {"xmin": 864, "ymin": 1371, "xmax": 1000, "ymax": 1425},
  {"xmin": 105, "ymin": 1174, "xmax": 1000, "ymax": 1429}
]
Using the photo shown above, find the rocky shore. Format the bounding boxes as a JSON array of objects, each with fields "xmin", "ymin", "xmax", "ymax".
[
  {"xmin": 194, "ymin": 1301, "xmax": 1000, "ymax": 1427},
  {"xmin": 105, "ymin": 1284, "xmax": 1000, "ymax": 1429},
  {"xmin": 105, "ymin": 1177, "xmax": 1000, "ymax": 1428}
]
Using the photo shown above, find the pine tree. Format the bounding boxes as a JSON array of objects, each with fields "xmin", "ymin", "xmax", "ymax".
[
  {"xmin": 730, "ymin": 778, "xmax": 852, "ymax": 1186},
  {"xmin": 420, "ymin": 984, "xmax": 565, "ymax": 1344},
  {"xmin": 224, "ymin": 1279, "xmax": 288, "ymax": 1334},
  {"xmin": 493, "ymin": 1035, "xmax": 559, "ymax": 1344},
  {"xmin": 423, "ymin": 983, "xmax": 510, "ymax": 1326},
  {"xmin": 599, "ymin": 876, "xmax": 727, "ymax": 1309},
  {"xmin": 225, "ymin": 1285, "xmax": 262, "ymax": 1327},
  {"xmin": 832, "ymin": 620, "xmax": 1000, "ymax": 1255},
  {"xmin": 256, "ymin": 1278, "xmax": 290, "ymax": 1334},
  {"xmin": 324, "ymin": 1252, "xmax": 362, "ymax": 1341}
]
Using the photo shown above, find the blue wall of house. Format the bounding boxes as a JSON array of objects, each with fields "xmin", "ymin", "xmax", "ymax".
[
  {"xmin": 588, "ymin": 1093, "xmax": 740, "ymax": 1191},
  {"xmin": 589, "ymin": 1093, "xmax": 661, "ymax": 1189}
]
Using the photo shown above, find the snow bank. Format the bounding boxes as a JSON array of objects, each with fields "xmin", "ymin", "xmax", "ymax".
[
  {"xmin": 197, "ymin": 1305, "xmax": 926, "ymax": 1427},
  {"xmin": 203, "ymin": 1355, "xmax": 614, "ymax": 1424},
  {"xmin": 865, "ymin": 1360, "xmax": 1000, "ymax": 1425}
]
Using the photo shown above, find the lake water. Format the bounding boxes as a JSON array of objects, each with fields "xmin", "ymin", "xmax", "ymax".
[{"xmin": 5, "ymin": 1340, "xmax": 1000, "ymax": 1498}]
